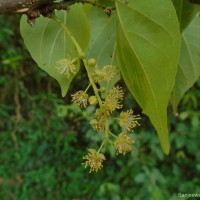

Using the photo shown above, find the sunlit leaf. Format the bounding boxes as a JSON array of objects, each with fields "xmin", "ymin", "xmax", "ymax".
[
  {"xmin": 20, "ymin": 4, "xmax": 90, "ymax": 97},
  {"xmin": 116, "ymin": 0, "xmax": 181, "ymax": 154}
]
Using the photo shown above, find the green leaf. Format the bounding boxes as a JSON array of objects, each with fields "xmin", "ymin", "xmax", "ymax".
[
  {"xmin": 116, "ymin": 0, "xmax": 181, "ymax": 154},
  {"xmin": 20, "ymin": 4, "xmax": 90, "ymax": 97},
  {"xmin": 172, "ymin": 0, "xmax": 197, "ymax": 32},
  {"xmin": 171, "ymin": 15, "xmax": 200, "ymax": 112},
  {"xmin": 86, "ymin": 7, "xmax": 116, "ymax": 67},
  {"xmin": 86, "ymin": 7, "xmax": 120, "ymax": 88}
]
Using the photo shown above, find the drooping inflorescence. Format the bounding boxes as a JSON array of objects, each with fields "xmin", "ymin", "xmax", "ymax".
[{"xmin": 57, "ymin": 56, "xmax": 141, "ymax": 173}]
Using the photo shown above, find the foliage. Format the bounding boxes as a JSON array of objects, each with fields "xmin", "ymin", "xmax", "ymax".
[
  {"xmin": 115, "ymin": 0, "xmax": 180, "ymax": 154},
  {"xmin": 18, "ymin": 0, "xmax": 200, "ymax": 155},
  {"xmin": 171, "ymin": 14, "xmax": 200, "ymax": 112},
  {"xmin": 20, "ymin": 4, "xmax": 90, "ymax": 97},
  {"xmin": 0, "ymin": 14, "xmax": 200, "ymax": 199}
]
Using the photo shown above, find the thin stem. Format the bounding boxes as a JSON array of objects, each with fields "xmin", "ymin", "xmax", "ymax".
[
  {"xmin": 85, "ymin": 83, "xmax": 91, "ymax": 92},
  {"xmin": 97, "ymin": 119, "xmax": 112, "ymax": 153},
  {"xmin": 72, "ymin": 57, "xmax": 79, "ymax": 63},
  {"xmin": 109, "ymin": 131, "xmax": 117, "ymax": 138},
  {"xmin": 83, "ymin": 60, "xmax": 103, "ymax": 106},
  {"xmin": 97, "ymin": 139, "xmax": 106, "ymax": 153},
  {"xmin": 104, "ymin": 120, "xmax": 109, "ymax": 139}
]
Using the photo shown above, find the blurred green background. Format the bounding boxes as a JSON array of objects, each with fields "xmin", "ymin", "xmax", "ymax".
[{"xmin": 0, "ymin": 15, "xmax": 200, "ymax": 200}]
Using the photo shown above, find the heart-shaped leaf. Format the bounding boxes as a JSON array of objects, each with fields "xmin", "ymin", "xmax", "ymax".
[
  {"xmin": 116, "ymin": 0, "xmax": 181, "ymax": 154},
  {"xmin": 20, "ymin": 4, "xmax": 90, "ymax": 97}
]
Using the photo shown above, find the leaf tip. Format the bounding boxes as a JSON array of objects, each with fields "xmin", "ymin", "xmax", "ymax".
[
  {"xmin": 161, "ymin": 141, "xmax": 170, "ymax": 155},
  {"xmin": 61, "ymin": 88, "xmax": 67, "ymax": 98}
]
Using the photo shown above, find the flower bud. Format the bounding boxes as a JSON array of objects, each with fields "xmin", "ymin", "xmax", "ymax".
[
  {"xmin": 87, "ymin": 58, "xmax": 97, "ymax": 67},
  {"xmin": 79, "ymin": 52, "xmax": 85, "ymax": 59},
  {"xmin": 99, "ymin": 87, "xmax": 106, "ymax": 93},
  {"xmin": 89, "ymin": 96, "xmax": 98, "ymax": 105}
]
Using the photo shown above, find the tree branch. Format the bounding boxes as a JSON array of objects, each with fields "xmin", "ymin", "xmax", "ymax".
[
  {"xmin": 0, "ymin": 0, "xmax": 53, "ymax": 14},
  {"xmin": 0, "ymin": 0, "xmax": 115, "ymax": 25}
]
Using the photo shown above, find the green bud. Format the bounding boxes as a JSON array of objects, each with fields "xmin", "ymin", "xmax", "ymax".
[
  {"xmin": 99, "ymin": 87, "xmax": 106, "ymax": 93},
  {"xmin": 87, "ymin": 58, "xmax": 97, "ymax": 67},
  {"xmin": 79, "ymin": 52, "xmax": 85, "ymax": 59},
  {"xmin": 89, "ymin": 96, "xmax": 98, "ymax": 105}
]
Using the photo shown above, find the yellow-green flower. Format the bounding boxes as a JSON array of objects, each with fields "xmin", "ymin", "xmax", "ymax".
[
  {"xmin": 102, "ymin": 65, "xmax": 117, "ymax": 82},
  {"xmin": 95, "ymin": 107, "xmax": 109, "ymax": 121},
  {"xmin": 108, "ymin": 85, "xmax": 123, "ymax": 100},
  {"xmin": 92, "ymin": 65, "xmax": 117, "ymax": 83},
  {"xmin": 104, "ymin": 86, "xmax": 124, "ymax": 112},
  {"xmin": 114, "ymin": 132, "xmax": 135, "ymax": 155},
  {"xmin": 104, "ymin": 97, "xmax": 122, "ymax": 112},
  {"xmin": 119, "ymin": 109, "xmax": 141, "ymax": 131},
  {"xmin": 56, "ymin": 57, "xmax": 76, "ymax": 77},
  {"xmin": 92, "ymin": 68, "xmax": 105, "ymax": 83},
  {"xmin": 90, "ymin": 119, "xmax": 105, "ymax": 131},
  {"xmin": 71, "ymin": 91, "xmax": 89, "ymax": 108},
  {"xmin": 90, "ymin": 107, "xmax": 109, "ymax": 131},
  {"xmin": 83, "ymin": 149, "xmax": 106, "ymax": 173},
  {"xmin": 89, "ymin": 96, "xmax": 98, "ymax": 105}
]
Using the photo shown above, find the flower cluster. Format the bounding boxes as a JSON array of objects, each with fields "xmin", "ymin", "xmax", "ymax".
[
  {"xmin": 56, "ymin": 56, "xmax": 77, "ymax": 77},
  {"xmin": 102, "ymin": 65, "xmax": 117, "ymax": 82},
  {"xmin": 83, "ymin": 149, "xmax": 105, "ymax": 173},
  {"xmin": 92, "ymin": 65, "xmax": 118, "ymax": 83},
  {"xmin": 104, "ymin": 86, "xmax": 123, "ymax": 112},
  {"xmin": 114, "ymin": 132, "xmax": 135, "ymax": 155},
  {"xmin": 112, "ymin": 109, "xmax": 141, "ymax": 155},
  {"xmin": 71, "ymin": 91, "xmax": 89, "ymax": 108},
  {"xmin": 119, "ymin": 109, "xmax": 141, "ymax": 132},
  {"xmin": 90, "ymin": 119, "xmax": 105, "ymax": 132},
  {"xmin": 69, "ymin": 58, "xmax": 141, "ymax": 173},
  {"xmin": 89, "ymin": 85, "xmax": 123, "ymax": 133},
  {"xmin": 91, "ymin": 106, "xmax": 109, "ymax": 131}
]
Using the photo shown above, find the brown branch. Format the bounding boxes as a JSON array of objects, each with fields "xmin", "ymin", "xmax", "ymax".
[
  {"xmin": 0, "ymin": 0, "xmax": 115, "ymax": 25},
  {"xmin": 0, "ymin": 0, "xmax": 56, "ymax": 25},
  {"xmin": 0, "ymin": 0, "xmax": 53, "ymax": 14},
  {"xmin": 0, "ymin": 0, "xmax": 197, "ymax": 21}
]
